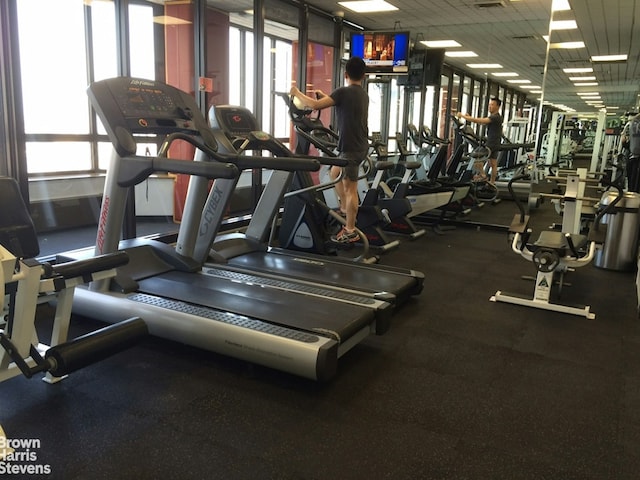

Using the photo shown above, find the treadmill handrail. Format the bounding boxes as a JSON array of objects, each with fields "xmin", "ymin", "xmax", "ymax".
[
  {"xmin": 161, "ymin": 130, "xmax": 321, "ymax": 173},
  {"xmin": 225, "ymin": 155, "xmax": 320, "ymax": 172},
  {"xmin": 116, "ymin": 156, "xmax": 238, "ymax": 187}
]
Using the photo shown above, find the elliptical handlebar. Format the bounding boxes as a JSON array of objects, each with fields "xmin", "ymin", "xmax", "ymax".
[
  {"xmin": 420, "ymin": 126, "xmax": 449, "ymax": 146},
  {"xmin": 449, "ymin": 113, "xmax": 483, "ymax": 145}
]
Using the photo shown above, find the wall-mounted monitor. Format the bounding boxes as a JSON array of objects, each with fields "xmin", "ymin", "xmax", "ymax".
[{"xmin": 349, "ymin": 30, "xmax": 411, "ymax": 75}]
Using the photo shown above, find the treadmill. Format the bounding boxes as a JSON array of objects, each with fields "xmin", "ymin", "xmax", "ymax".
[
  {"xmin": 178, "ymin": 105, "xmax": 424, "ymax": 307},
  {"xmin": 64, "ymin": 77, "xmax": 394, "ymax": 381}
]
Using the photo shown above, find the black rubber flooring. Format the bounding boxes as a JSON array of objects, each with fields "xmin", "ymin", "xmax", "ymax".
[{"xmin": 1, "ymin": 202, "xmax": 639, "ymax": 479}]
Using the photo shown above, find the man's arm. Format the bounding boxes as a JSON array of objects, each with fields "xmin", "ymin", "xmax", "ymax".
[
  {"xmin": 456, "ymin": 112, "xmax": 491, "ymax": 125},
  {"xmin": 290, "ymin": 86, "xmax": 335, "ymax": 110}
]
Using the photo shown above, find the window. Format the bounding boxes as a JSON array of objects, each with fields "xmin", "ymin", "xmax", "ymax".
[
  {"xmin": 18, "ymin": 0, "xmax": 90, "ymax": 173},
  {"xmin": 129, "ymin": 4, "xmax": 156, "ymax": 80},
  {"xmin": 17, "ymin": 0, "xmax": 161, "ymax": 176},
  {"xmin": 228, "ymin": 25, "xmax": 254, "ymax": 111}
]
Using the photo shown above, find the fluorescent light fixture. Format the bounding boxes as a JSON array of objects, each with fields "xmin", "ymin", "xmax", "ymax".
[
  {"xmin": 492, "ymin": 72, "xmax": 519, "ymax": 77},
  {"xmin": 445, "ymin": 51, "xmax": 478, "ymax": 58},
  {"xmin": 466, "ymin": 63, "xmax": 503, "ymax": 69},
  {"xmin": 338, "ymin": 0, "xmax": 398, "ymax": 12},
  {"xmin": 568, "ymin": 76, "xmax": 596, "ymax": 81},
  {"xmin": 422, "ymin": 40, "xmax": 461, "ymax": 48},
  {"xmin": 343, "ymin": 19, "xmax": 365, "ymax": 30},
  {"xmin": 549, "ymin": 41, "xmax": 585, "ymax": 49},
  {"xmin": 552, "ymin": 0, "xmax": 571, "ymax": 12},
  {"xmin": 574, "ymin": 82, "xmax": 599, "ymax": 86},
  {"xmin": 521, "ymin": 85, "xmax": 542, "ymax": 89},
  {"xmin": 591, "ymin": 54, "xmax": 628, "ymax": 62},
  {"xmin": 507, "ymin": 79, "xmax": 531, "ymax": 84},
  {"xmin": 550, "ymin": 20, "xmax": 577, "ymax": 30},
  {"xmin": 563, "ymin": 67, "xmax": 593, "ymax": 73},
  {"xmin": 576, "ymin": 92, "xmax": 599, "ymax": 96}
]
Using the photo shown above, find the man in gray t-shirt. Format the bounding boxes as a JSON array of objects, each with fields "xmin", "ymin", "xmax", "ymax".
[
  {"xmin": 290, "ymin": 57, "xmax": 369, "ymax": 243},
  {"xmin": 456, "ymin": 97, "xmax": 503, "ymax": 184}
]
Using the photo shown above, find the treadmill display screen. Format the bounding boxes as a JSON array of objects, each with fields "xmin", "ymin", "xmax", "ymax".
[
  {"xmin": 223, "ymin": 112, "xmax": 254, "ymax": 134},
  {"xmin": 119, "ymin": 84, "xmax": 177, "ymax": 118}
]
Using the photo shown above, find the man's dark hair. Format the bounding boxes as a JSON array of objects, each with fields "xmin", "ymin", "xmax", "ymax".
[
  {"xmin": 490, "ymin": 96, "xmax": 502, "ymax": 107},
  {"xmin": 345, "ymin": 56, "xmax": 366, "ymax": 81}
]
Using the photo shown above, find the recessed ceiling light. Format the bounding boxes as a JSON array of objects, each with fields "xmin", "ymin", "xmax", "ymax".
[
  {"xmin": 576, "ymin": 92, "xmax": 600, "ymax": 96},
  {"xmin": 466, "ymin": 63, "xmax": 503, "ymax": 69},
  {"xmin": 445, "ymin": 51, "xmax": 478, "ymax": 58},
  {"xmin": 338, "ymin": 0, "xmax": 398, "ymax": 13},
  {"xmin": 492, "ymin": 72, "xmax": 519, "ymax": 77},
  {"xmin": 507, "ymin": 79, "xmax": 531, "ymax": 84},
  {"xmin": 568, "ymin": 76, "xmax": 596, "ymax": 81},
  {"xmin": 563, "ymin": 67, "xmax": 593, "ymax": 73},
  {"xmin": 552, "ymin": 0, "xmax": 571, "ymax": 12},
  {"xmin": 521, "ymin": 85, "xmax": 542, "ymax": 89},
  {"xmin": 574, "ymin": 82, "xmax": 599, "ymax": 86},
  {"xmin": 591, "ymin": 54, "xmax": 628, "ymax": 62},
  {"xmin": 422, "ymin": 40, "xmax": 461, "ymax": 48},
  {"xmin": 549, "ymin": 41, "xmax": 585, "ymax": 49}
]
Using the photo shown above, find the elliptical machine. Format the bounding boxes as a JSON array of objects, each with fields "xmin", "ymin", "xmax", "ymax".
[
  {"xmin": 448, "ymin": 115, "xmax": 500, "ymax": 204},
  {"xmin": 281, "ymin": 94, "xmax": 400, "ymax": 252}
]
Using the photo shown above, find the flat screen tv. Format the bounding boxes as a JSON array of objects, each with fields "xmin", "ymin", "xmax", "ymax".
[{"xmin": 350, "ymin": 30, "xmax": 411, "ymax": 75}]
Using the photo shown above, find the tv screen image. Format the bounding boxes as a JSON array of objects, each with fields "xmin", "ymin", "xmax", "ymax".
[{"xmin": 350, "ymin": 31, "xmax": 410, "ymax": 75}]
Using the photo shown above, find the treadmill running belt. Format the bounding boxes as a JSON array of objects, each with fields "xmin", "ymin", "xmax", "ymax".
[
  {"xmin": 137, "ymin": 270, "xmax": 375, "ymax": 342},
  {"xmin": 228, "ymin": 251, "xmax": 419, "ymax": 299}
]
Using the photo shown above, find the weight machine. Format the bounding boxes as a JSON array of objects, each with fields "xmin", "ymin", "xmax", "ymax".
[
  {"xmin": 490, "ymin": 172, "xmax": 620, "ymax": 319},
  {"xmin": 0, "ymin": 177, "xmax": 147, "ymax": 385},
  {"xmin": 543, "ymin": 111, "xmax": 607, "ymax": 172}
]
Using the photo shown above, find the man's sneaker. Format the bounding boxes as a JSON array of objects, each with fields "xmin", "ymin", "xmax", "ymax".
[{"xmin": 331, "ymin": 227, "xmax": 360, "ymax": 243}]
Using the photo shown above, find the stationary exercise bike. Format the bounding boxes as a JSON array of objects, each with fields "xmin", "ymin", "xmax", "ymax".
[{"xmin": 367, "ymin": 134, "xmax": 426, "ymax": 239}]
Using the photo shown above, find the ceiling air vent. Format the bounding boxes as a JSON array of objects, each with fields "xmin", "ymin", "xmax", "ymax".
[
  {"xmin": 475, "ymin": 1, "xmax": 505, "ymax": 7},
  {"xmin": 512, "ymin": 35, "xmax": 537, "ymax": 40}
]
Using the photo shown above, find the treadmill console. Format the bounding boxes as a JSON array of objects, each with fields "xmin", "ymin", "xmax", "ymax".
[
  {"xmin": 208, "ymin": 105, "xmax": 260, "ymax": 138},
  {"xmin": 209, "ymin": 105, "xmax": 291, "ymax": 157},
  {"xmin": 88, "ymin": 77, "xmax": 217, "ymax": 157}
]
